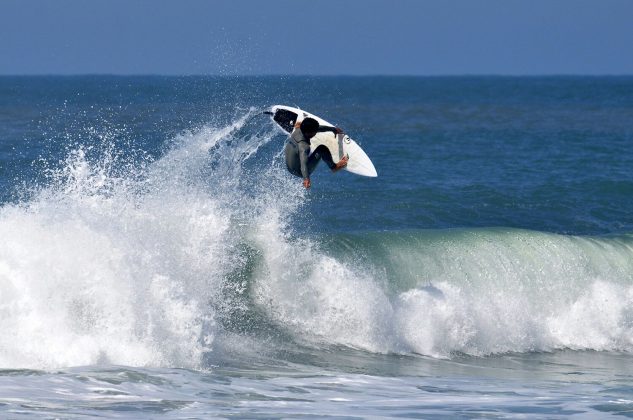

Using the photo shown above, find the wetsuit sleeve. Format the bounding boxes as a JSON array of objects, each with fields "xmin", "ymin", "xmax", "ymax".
[
  {"xmin": 298, "ymin": 141, "xmax": 311, "ymax": 179},
  {"xmin": 317, "ymin": 126, "xmax": 339, "ymax": 134}
]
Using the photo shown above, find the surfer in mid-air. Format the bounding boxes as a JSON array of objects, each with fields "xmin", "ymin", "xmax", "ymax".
[{"xmin": 284, "ymin": 117, "xmax": 349, "ymax": 189}]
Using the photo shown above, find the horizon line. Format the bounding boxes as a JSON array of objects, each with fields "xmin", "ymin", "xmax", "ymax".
[{"xmin": 1, "ymin": 73, "xmax": 633, "ymax": 78}]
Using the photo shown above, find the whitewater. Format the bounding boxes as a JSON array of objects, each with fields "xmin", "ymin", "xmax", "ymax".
[{"xmin": 1, "ymin": 75, "xmax": 633, "ymax": 417}]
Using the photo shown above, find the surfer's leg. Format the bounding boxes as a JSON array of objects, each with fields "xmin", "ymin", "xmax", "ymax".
[
  {"xmin": 313, "ymin": 145, "xmax": 336, "ymax": 171},
  {"xmin": 306, "ymin": 152, "xmax": 322, "ymax": 175},
  {"xmin": 284, "ymin": 142, "xmax": 303, "ymax": 177}
]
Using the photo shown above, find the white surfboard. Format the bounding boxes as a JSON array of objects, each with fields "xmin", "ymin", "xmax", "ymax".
[{"xmin": 269, "ymin": 105, "xmax": 377, "ymax": 177}]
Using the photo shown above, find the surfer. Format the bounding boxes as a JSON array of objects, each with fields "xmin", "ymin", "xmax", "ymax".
[{"xmin": 284, "ymin": 117, "xmax": 349, "ymax": 189}]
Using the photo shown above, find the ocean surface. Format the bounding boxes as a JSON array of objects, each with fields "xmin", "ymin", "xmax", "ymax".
[{"xmin": 1, "ymin": 75, "xmax": 633, "ymax": 418}]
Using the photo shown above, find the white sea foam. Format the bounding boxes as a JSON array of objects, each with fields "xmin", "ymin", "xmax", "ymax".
[{"xmin": 0, "ymin": 110, "xmax": 292, "ymax": 369}]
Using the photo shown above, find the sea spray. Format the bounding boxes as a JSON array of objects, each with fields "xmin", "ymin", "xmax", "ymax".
[{"xmin": 0, "ymin": 110, "xmax": 296, "ymax": 369}]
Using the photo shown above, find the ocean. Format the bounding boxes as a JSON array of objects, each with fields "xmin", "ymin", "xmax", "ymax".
[{"xmin": 1, "ymin": 75, "xmax": 633, "ymax": 418}]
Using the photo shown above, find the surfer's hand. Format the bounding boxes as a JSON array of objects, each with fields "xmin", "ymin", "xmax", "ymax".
[
  {"xmin": 303, "ymin": 178, "xmax": 311, "ymax": 189},
  {"xmin": 334, "ymin": 127, "xmax": 344, "ymax": 135},
  {"xmin": 333, "ymin": 154, "xmax": 349, "ymax": 172}
]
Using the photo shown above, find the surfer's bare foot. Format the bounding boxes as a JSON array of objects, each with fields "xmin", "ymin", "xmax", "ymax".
[
  {"xmin": 332, "ymin": 154, "xmax": 349, "ymax": 172},
  {"xmin": 303, "ymin": 178, "xmax": 311, "ymax": 189}
]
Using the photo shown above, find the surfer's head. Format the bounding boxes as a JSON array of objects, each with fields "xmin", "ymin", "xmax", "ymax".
[{"xmin": 300, "ymin": 118, "xmax": 319, "ymax": 138}]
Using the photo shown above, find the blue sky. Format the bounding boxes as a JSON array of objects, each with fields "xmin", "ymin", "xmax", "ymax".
[{"xmin": 1, "ymin": 0, "xmax": 632, "ymax": 75}]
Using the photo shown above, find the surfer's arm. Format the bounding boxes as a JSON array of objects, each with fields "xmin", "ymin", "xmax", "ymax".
[{"xmin": 318, "ymin": 126, "xmax": 343, "ymax": 135}]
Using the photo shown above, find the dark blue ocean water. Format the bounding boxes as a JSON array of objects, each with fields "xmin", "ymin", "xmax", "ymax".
[
  {"xmin": 1, "ymin": 76, "xmax": 633, "ymax": 418},
  {"xmin": 3, "ymin": 76, "xmax": 633, "ymax": 233}
]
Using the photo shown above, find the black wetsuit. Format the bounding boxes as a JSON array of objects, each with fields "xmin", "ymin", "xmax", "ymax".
[{"xmin": 284, "ymin": 127, "xmax": 338, "ymax": 179}]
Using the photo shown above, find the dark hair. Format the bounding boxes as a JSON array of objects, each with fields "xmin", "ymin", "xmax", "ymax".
[{"xmin": 300, "ymin": 117, "xmax": 319, "ymax": 134}]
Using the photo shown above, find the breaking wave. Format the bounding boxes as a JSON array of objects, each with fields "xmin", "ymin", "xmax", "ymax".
[{"xmin": 1, "ymin": 111, "xmax": 633, "ymax": 370}]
